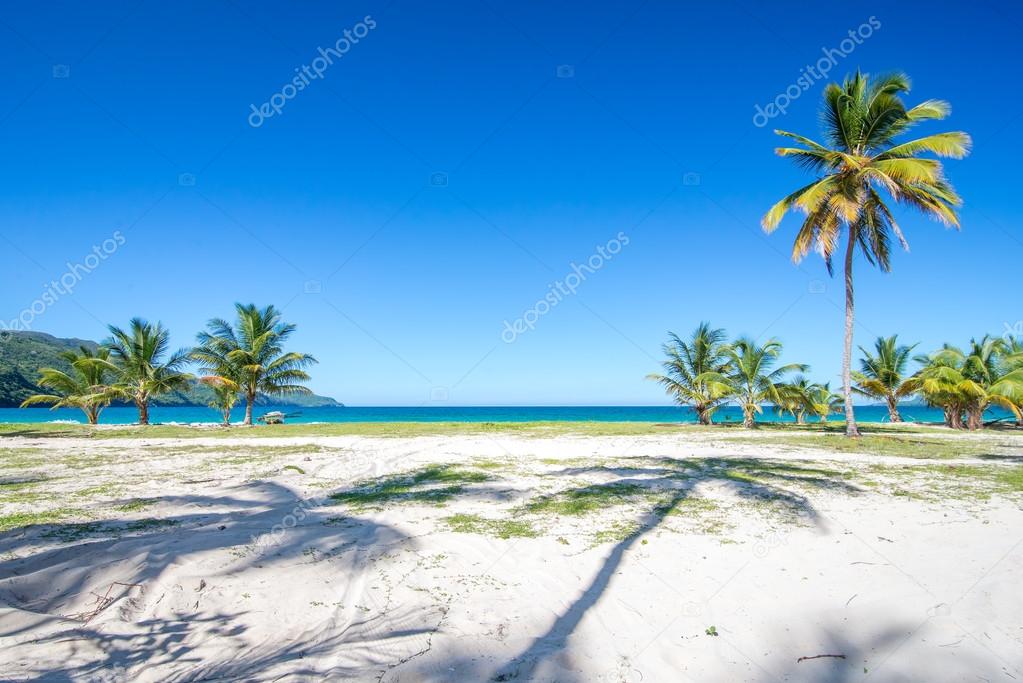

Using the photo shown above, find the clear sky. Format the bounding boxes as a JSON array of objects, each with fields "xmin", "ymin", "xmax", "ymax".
[{"xmin": 1, "ymin": 1, "xmax": 1020, "ymax": 406}]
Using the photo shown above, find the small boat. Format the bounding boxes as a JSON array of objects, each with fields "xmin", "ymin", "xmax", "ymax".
[{"xmin": 257, "ymin": 411, "xmax": 286, "ymax": 425}]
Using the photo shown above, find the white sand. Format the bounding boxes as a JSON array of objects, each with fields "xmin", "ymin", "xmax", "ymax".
[{"xmin": 0, "ymin": 430, "xmax": 1021, "ymax": 681}]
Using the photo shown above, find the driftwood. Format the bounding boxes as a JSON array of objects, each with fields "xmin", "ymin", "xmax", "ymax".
[
  {"xmin": 797, "ymin": 653, "xmax": 847, "ymax": 663},
  {"xmin": 67, "ymin": 581, "xmax": 142, "ymax": 623}
]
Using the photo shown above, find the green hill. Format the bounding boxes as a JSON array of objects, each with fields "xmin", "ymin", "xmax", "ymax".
[{"xmin": 0, "ymin": 331, "xmax": 342, "ymax": 408}]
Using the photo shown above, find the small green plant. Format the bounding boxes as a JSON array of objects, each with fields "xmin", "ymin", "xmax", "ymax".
[
  {"xmin": 705, "ymin": 626, "xmax": 718, "ymax": 637},
  {"xmin": 443, "ymin": 513, "xmax": 539, "ymax": 539}
]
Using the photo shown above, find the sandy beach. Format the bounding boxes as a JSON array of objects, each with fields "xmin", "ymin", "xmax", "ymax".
[{"xmin": 1, "ymin": 425, "xmax": 1021, "ymax": 681}]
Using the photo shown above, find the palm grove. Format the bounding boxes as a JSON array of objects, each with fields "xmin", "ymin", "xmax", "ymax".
[
  {"xmin": 650, "ymin": 72, "xmax": 1022, "ymax": 432},
  {"xmin": 21, "ymin": 304, "xmax": 316, "ymax": 426},
  {"xmin": 648, "ymin": 325, "xmax": 1022, "ymax": 430}
]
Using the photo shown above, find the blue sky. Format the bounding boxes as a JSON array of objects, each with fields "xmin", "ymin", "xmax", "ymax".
[{"xmin": 1, "ymin": 1, "xmax": 1020, "ymax": 406}]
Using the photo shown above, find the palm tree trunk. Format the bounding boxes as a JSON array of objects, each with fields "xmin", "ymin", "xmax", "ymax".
[
  {"xmin": 222, "ymin": 407, "xmax": 231, "ymax": 427},
  {"xmin": 966, "ymin": 405, "xmax": 984, "ymax": 431},
  {"xmin": 137, "ymin": 400, "xmax": 149, "ymax": 426},
  {"xmin": 697, "ymin": 405, "xmax": 712, "ymax": 425},
  {"xmin": 742, "ymin": 404, "xmax": 755, "ymax": 428},
  {"xmin": 842, "ymin": 229, "xmax": 860, "ymax": 437},
  {"xmin": 886, "ymin": 396, "xmax": 902, "ymax": 423},
  {"xmin": 244, "ymin": 393, "xmax": 255, "ymax": 426}
]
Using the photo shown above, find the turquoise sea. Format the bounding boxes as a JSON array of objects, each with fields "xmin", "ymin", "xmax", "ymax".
[{"xmin": 0, "ymin": 405, "xmax": 1014, "ymax": 425}]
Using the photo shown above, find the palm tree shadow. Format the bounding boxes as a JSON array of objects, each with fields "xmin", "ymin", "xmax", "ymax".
[
  {"xmin": 490, "ymin": 455, "xmax": 853, "ymax": 681},
  {"xmin": 0, "ymin": 479, "xmax": 422, "ymax": 680}
]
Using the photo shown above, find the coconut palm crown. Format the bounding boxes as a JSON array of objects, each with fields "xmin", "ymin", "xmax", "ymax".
[
  {"xmin": 192, "ymin": 303, "xmax": 316, "ymax": 426},
  {"xmin": 852, "ymin": 335, "xmax": 919, "ymax": 422},
  {"xmin": 761, "ymin": 71, "xmax": 970, "ymax": 437},
  {"xmin": 103, "ymin": 319, "xmax": 192, "ymax": 425},
  {"xmin": 19, "ymin": 346, "xmax": 115, "ymax": 425},
  {"xmin": 647, "ymin": 323, "xmax": 732, "ymax": 425}
]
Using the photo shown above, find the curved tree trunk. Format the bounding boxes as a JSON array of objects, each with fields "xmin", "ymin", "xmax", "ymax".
[
  {"xmin": 842, "ymin": 229, "xmax": 859, "ymax": 437},
  {"xmin": 137, "ymin": 400, "xmax": 149, "ymax": 426},
  {"xmin": 886, "ymin": 396, "xmax": 902, "ymax": 423},
  {"xmin": 796, "ymin": 411, "xmax": 806, "ymax": 426},
  {"xmin": 948, "ymin": 407, "xmax": 965, "ymax": 430},
  {"xmin": 84, "ymin": 406, "xmax": 99, "ymax": 425},
  {"xmin": 222, "ymin": 407, "xmax": 232, "ymax": 427},
  {"xmin": 696, "ymin": 405, "xmax": 712, "ymax": 425}
]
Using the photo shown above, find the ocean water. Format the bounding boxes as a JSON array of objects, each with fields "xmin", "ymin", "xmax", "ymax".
[{"xmin": 0, "ymin": 404, "xmax": 1014, "ymax": 425}]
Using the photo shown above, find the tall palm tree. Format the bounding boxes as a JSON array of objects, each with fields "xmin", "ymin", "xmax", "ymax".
[
  {"xmin": 103, "ymin": 319, "xmax": 192, "ymax": 425},
  {"xmin": 852, "ymin": 335, "xmax": 919, "ymax": 422},
  {"xmin": 19, "ymin": 346, "xmax": 114, "ymax": 425},
  {"xmin": 647, "ymin": 323, "xmax": 732, "ymax": 425},
  {"xmin": 761, "ymin": 71, "xmax": 970, "ymax": 437},
  {"xmin": 193, "ymin": 303, "xmax": 316, "ymax": 426},
  {"xmin": 724, "ymin": 338, "xmax": 807, "ymax": 428}
]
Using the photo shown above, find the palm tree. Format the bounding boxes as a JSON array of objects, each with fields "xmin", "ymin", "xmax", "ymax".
[
  {"xmin": 917, "ymin": 337, "xmax": 1023, "ymax": 430},
  {"xmin": 19, "ymin": 346, "xmax": 114, "ymax": 424},
  {"xmin": 724, "ymin": 338, "xmax": 808, "ymax": 428},
  {"xmin": 193, "ymin": 303, "xmax": 316, "ymax": 426},
  {"xmin": 199, "ymin": 375, "xmax": 240, "ymax": 427},
  {"xmin": 775, "ymin": 376, "xmax": 815, "ymax": 425},
  {"xmin": 807, "ymin": 382, "xmax": 843, "ymax": 422},
  {"xmin": 103, "ymin": 319, "xmax": 192, "ymax": 425},
  {"xmin": 915, "ymin": 345, "xmax": 968, "ymax": 429},
  {"xmin": 852, "ymin": 335, "xmax": 919, "ymax": 422},
  {"xmin": 647, "ymin": 323, "xmax": 732, "ymax": 425},
  {"xmin": 762, "ymin": 71, "xmax": 970, "ymax": 437}
]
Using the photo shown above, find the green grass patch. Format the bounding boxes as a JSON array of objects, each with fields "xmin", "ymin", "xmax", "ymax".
[
  {"xmin": 330, "ymin": 464, "xmax": 492, "ymax": 509},
  {"xmin": 442, "ymin": 513, "xmax": 539, "ymax": 539},
  {"xmin": 0, "ymin": 448, "xmax": 46, "ymax": 469},
  {"xmin": 0, "ymin": 508, "xmax": 80, "ymax": 533},
  {"xmin": 116, "ymin": 498, "xmax": 156, "ymax": 512},
  {"xmin": 734, "ymin": 433, "xmax": 1021, "ymax": 460},
  {"xmin": 591, "ymin": 519, "xmax": 643, "ymax": 544},
  {"xmin": 524, "ymin": 482, "xmax": 651, "ymax": 516}
]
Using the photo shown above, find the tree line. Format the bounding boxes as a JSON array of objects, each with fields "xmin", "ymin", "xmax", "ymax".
[
  {"xmin": 649, "ymin": 324, "xmax": 1023, "ymax": 430},
  {"xmin": 20, "ymin": 303, "xmax": 315, "ymax": 426}
]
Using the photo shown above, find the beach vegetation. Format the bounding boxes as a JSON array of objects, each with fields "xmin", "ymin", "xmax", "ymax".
[
  {"xmin": 762, "ymin": 71, "xmax": 970, "ymax": 437},
  {"xmin": 192, "ymin": 303, "xmax": 316, "ymax": 426},
  {"xmin": 19, "ymin": 346, "xmax": 116, "ymax": 425},
  {"xmin": 101, "ymin": 319, "xmax": 192, "ymax": 425}
]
